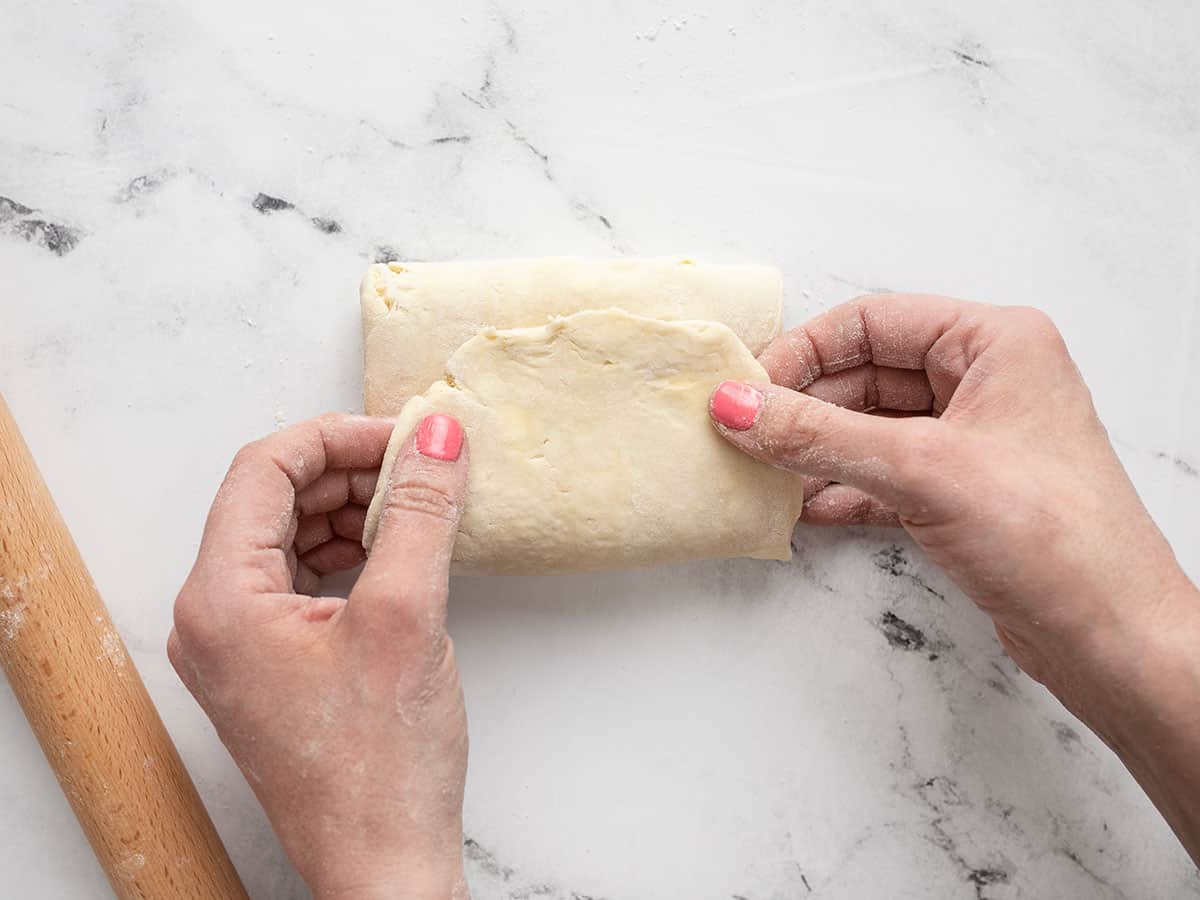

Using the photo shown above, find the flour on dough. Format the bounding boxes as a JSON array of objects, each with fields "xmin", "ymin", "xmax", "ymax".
[{"xmin": 363, "ymin": 308, "xmax": 804, "ymax": 575}]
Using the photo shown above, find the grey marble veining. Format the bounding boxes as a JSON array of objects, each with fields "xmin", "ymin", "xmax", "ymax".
[{"xmin": 1, "ymin": 1, "xmax": 1198, "ymax": 897}]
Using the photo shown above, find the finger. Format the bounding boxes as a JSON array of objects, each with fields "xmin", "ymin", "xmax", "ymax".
[
  {"xmin": 348, "ymin": 414, "xmax": 469, "ymax": 640},
  {"xmin": 295, "ymin": 514, "xmax": 334, "ymax": 554},
  {"xmin": 710, "ymin": 381, "xmax": 946, "ymax": 516},
  {"xmin": 296, "ymin": 470, "xmax": 350, "ymax": 515},
  {"xmin": 294, "ymin": 562, "xmax": 321, "ymax": 596},
  {"xmin": 302, "ymin": 538, "xmax": 367, "ymax": 575},
  {"xmin": 295, "ymin": 500, "xmax": 372, "ymax": 553},
  {"xmin": 296, "ymin": 467, "xmax": 383, "ymax": 514},
  {"xmin": 759, "ymin": 294, "xmax": 984, "ymax": 409},
  {"xmin": 801, "ymin": 484, "xmax": 900, "ymax": 527},
  {"xmin": 802, "ymin": 364, "xmax": 934, "ymax": 413},
  {"xmin": 166, "ymin": 628, "xmax": 200, "ymax": 696},
  {"xmin": 348, "ymin": 468, "xmax": 381, "ymax": 505},
  {"xmin": 201, "ymin": 414, "xmax": 394, "ymax": 557},
  {"xmin": 330, "ymin": 504, "xmax": 368, "ymax": 542}
]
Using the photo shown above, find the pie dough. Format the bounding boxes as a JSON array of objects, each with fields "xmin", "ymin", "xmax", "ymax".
[
  {"xmin": 361, "ymin": 258, "xmax": 783, "ymax": 416},
  {"xmin": 362, "ymin": 309, "xmax": 805, "ymax": 575}
]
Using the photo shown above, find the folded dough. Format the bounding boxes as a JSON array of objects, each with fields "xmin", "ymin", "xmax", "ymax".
[
  {"xmin": 363, "ymin": 309, "xmax": 804, "ymax": 575},
  {"xmin": 362, "ymin": 257, "xmax": 783, "ymax": 416}
]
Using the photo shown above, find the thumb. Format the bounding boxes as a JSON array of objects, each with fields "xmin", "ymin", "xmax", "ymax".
[
  {"xmin": 709, "ymin": 381, "xmax": 941, "ymax": 516},
  {"xmin": 348, "ymin": 413, "xmax": 469, "ymax": 640}
]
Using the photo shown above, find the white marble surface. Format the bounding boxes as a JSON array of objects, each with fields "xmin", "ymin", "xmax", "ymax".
[{"xmin": 2, "ymin": 1, "xmax": 1199, "ymax": 897}]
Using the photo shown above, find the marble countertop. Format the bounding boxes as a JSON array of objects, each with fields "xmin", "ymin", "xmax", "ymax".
[{"xmin": 2, "ymin": 1, "xmax": 1198, "ymax": 897}]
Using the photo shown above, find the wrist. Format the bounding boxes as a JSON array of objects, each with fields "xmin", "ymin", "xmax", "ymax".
[
  {"xmin": 1054, "ymin": 576, "xmax": 1200, "ymax": 864},
  {"xmin": 1053, "ymin": 576, "xmax": 1200, "ymax": 749}
]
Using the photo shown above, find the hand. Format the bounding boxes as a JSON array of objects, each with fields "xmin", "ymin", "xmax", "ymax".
[
  {"xmin": 709, "ymin": 294, "xmax": 1191, "ymax": 692},
  {"xmin": 709, "ymin": 295, "xmax": 1200, "ymax": 862},
  {"xmin": 169, "ymin": 413, "xmax": 471, "ymax": 900}
]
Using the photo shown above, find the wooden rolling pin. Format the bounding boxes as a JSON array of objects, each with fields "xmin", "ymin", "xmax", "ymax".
[{"xmin": 0, "ymin": 395, "xmax": 248, "ymax": 899}]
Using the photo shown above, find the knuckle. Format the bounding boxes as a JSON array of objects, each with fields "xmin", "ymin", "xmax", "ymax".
[
  {"xmin": 315, "ymin": 411, "xmax": 348, "ymax": 432},
  {"xmin": 166, "ymin": 630, "xmax": 206, "ymax": 701},
  {"xmin": 354, "ymin": 575, "xmax": 442, "ymax": 635},
  {"xmin": 1006, "ymin": 306, "xmax": 1066, "ymax": 350},
  {"xmin": 315, "ymin": 411, "xmax": 341, "ymax": 425},
  {"xmin": 229, "ymin": 440, "xmax": 267, "ymax": 473},
  {"xmin": 383, "ymin": 477, "xmax": 461, "ymax": 524},
  {"xmin": 166, "ymin": 629, "xmax": 185, "ymax": 669},
  {"xmin": 172, "ymin": 587, "xmax": 220, "ymax": 653},
  {"xmin": 390, "ymin": 592, "xmax": 438, "ymax": 634}
]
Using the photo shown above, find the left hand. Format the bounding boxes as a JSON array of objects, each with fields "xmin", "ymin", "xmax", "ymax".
[{"xmin": 169, "ymin": 413, "xmax": 472, "ymax": 900}]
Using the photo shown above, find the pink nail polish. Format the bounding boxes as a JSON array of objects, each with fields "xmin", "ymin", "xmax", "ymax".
[
  {"xmin": 416, "ymin": 414, "xmax": 463, "ymax": 461},
  {"xmin": 711, "ymin": 381, "xmax": 763, "ymax": 431}
]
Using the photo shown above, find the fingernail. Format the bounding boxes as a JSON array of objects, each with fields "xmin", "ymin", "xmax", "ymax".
[
  {"xmin": 710, "ymin": 381, "xmax": 763, "ymax": 431},
  {"xmin": 416, "ymin": 414, "xmax": 463, "ymax": 461}
]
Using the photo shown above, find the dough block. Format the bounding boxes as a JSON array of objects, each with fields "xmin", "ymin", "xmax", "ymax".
[{"xmin": 363, "ymin": 308, "xmax": 804, "ymax": 575}]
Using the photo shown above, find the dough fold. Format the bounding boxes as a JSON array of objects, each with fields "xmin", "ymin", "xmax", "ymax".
[
  {"xmin": 362, "ymin": 257, "xmax": 783, "ymax": 416},
  {"xmin": 363, "ymin": 309, "xmax": 804, "ymax": 575}
]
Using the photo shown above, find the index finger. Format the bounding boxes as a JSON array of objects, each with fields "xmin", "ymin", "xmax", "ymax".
[
  {"xmin": 199, "ymin": 414, "xmax": 395, "ymax": 559},
  {"xmin": 760, "ymin": 294, "xmax": 980, "ymax": 398}
]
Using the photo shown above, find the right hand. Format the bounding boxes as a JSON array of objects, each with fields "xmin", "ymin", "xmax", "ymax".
[
  {"xmin": 707, "ymin": 294, "xmax": 1197, "ymax": 711},
  {"xmin": 710, "ymin": 295, "xmax": 1200, "ymax": 866}
]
